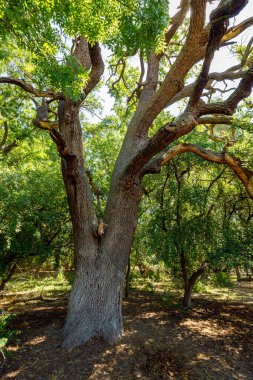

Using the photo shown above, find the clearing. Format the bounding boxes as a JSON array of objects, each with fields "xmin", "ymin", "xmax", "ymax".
[{"xmin": 0, "ymin": 281, "xmax": 252, "ymax": 379}]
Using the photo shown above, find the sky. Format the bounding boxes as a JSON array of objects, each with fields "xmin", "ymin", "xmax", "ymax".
[{"xmin": 86, "ymin": 0, "xmax": 253, "ymax": 122}]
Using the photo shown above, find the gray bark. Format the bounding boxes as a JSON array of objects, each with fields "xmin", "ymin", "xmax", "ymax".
[
  {"xmin": 62, "ymin": 186, "xmax": 141, "ymax": 349},
  {"xmin": 182, "ymin": 284, "xmax": 193, "ymax": 308},
  {"xmin": 57, "ymin": 101, "xmax": 142, "ymax": 348}
]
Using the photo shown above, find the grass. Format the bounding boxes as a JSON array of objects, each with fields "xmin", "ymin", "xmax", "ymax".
[
  {"xmin": 1, "ymin": 270, "xmax": 246, "ymax": 309},
  {"xmin": 2, "ymin": 271, "xmax": 71, "ymax": 302}
]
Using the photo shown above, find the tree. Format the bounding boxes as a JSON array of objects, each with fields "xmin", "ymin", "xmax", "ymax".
[
  {"xmin": 137, "ymin": 148, "xmax": 253, "ymax": 307},
  {"xmin": 1, "ymin": 0, "xmax": 253, "ymax": 349},
  {"xmin": 0, "ymin": 136, "xmax": 71, "ymax": 290}
]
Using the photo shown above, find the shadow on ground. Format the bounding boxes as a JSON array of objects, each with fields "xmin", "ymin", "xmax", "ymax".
[{"xmin": 0, "ymin": 282, "xmax": 252, "ymax": 379}]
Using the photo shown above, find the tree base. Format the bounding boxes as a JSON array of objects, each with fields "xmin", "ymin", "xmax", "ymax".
[{"xmin": 62, "ymin": 261, "xmax": 125, "ymax": 350}]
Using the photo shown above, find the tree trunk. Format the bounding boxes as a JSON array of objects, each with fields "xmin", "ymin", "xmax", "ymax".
[
  {"xmin": 182, "ymin": 283, "xmax": 193, "ymax": 308},
  {"xmin": 235, "ymin": 266, "xmax": 242, "ymax": 281},
  {"xmin": 56, "ymin": 101, "xmax": 143, "ymax": 349},
  {"xmin": 182, "ymin": 264, "xmax": 207, "ymax": 308},
  {"xmin": 63, "ymin": 249, "xmax": 125, "ymax": 349},
  {"xmin": 124, "ymin": 256, "xmax": 131, "ymax": 298},
  {"xmin": 62, "ymin": 186, "xmax": 141, "ymax": 349},
  {"xmin": 0, "ymin": 263, "xmax": 17, "ymax": 292}
]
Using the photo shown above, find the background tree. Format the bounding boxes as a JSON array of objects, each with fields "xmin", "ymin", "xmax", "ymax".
[
  {"xmin": 0, "ymin": 135, "xmax": 71, "ymax": 290},
  {"xmin": 0, "ymin": 0, "xmax": 253, "ymax": 349}
]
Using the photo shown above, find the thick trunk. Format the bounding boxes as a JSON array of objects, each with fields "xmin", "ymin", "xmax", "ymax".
[
  {"xmin": 56, "ymin": 97, "xmax": 143, "ymax": 349},
  {"xmin": 63, "ymin": 194, "xmax": 140, "ymax": 348},
  {"xmin": 124, "ymin": 256, "xmax": 131, "ymax": 298},
  {"xmin": 63, "ymin": 248, "xmax": 124, "ymax": 349},
  {"xmin": 62, "ymin": 185, "xmax": 141, "ymax": 349},
  {"xmin": 58, "ymin": 100, "xmax": 142, "ymax": 346}
]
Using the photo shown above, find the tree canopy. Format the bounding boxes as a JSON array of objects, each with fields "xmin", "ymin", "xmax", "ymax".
[{"xmin": 0, "ymin": 0, "xmax": 253, "ymax": 349}]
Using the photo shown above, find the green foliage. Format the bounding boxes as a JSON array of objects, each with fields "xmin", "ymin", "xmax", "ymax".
[
  {"xmin": 108, "ymin": 0, "xmax": 169, "ymax": 56},
  {"xmin": 0, "ymin": 0, "xmax": 169, "ymax": 99},
  {"xmin": 0, "ymin": 312, "xmax": 18, "ymax": 355},
  {"xmin": 210, "ymin": 272, "xmax": 234, "ymax": 288},
  {"xmin": 0, "ymin": 134, "xmax": 72, "ymax": 281}
]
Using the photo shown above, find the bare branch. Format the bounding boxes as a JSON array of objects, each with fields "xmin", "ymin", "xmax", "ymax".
[
  {"xmin": 84, "ymin": 43, "xmax": 105, "ymax": 96},
  {"xmin": 222, "ymin": 16, "xmax": 253, "ymax": 44},
  {"xmin": 164, "ymin": 0, "xmax": 190, "ymax": 48},
  {"xmin": 159, "ymin": 143, "xmax": 253, "ymax": 199},
  {"xmin": 49, "ymin": 128, "xmax": 75, "ymax": 159},
  {"xmin": 0, "ymin": 77, "xmax": 63, "ymax": 99},
  {"xmin": 198, "ymin": 115, "xmax": 233, "ymax": 124},
  {"xmin": 198, "ymin": 64, "xmax": 253, "ymax": 116},
  {"xmin": 167, "ymin": 69, "xmax": 247, "ymax": 107},
  {"xmin": 188, "ymin": 0, "xmax": 248, "ymax": 107}
]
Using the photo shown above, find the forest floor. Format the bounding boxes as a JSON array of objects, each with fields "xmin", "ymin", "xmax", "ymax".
[{"xmin": 0, "ymin": 280, "xmax": 252, "ymax": 380}]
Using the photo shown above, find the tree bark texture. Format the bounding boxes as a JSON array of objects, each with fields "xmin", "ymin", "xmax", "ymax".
[
  {"xmin": 57, "ymin": 101, "xmax": 143, "ymax": 349},
  {"xmin": 235, "ymin": 266, "xmax": 242, "ymax": 281},
  {"xmin": 182, "ymin": 282, "xmax": 193, "ymax": 308}
]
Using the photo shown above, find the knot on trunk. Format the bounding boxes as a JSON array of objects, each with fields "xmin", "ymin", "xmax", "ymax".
[{"xmin": 94, "ymin": 219, "xmax": 108, "ymax": 238}]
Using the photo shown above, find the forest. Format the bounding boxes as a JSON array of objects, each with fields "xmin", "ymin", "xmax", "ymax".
[{"xmin": 0, "ymin": 0, "xmax": 253, "ymax": 379}]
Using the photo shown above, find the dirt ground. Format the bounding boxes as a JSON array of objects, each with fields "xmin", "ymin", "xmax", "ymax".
[{"xmin": 0, "ymin": 282, "xmax": 252, "ymax": 380}]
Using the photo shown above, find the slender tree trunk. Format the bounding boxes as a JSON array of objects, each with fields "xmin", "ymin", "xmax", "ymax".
[
  {"xmin": 0, "ymin": 263, "xmax": 17, "ymax": 292},
  {"xmin": 235, "ymin": 266, "xmax": 242, "ymax": 281},
  {"xmin": 182, "ymin": 281, "xmax": 193, "ymax": 308}
]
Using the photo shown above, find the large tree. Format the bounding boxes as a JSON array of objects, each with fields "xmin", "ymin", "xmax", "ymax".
[{"xmin": 1, "ymin": 0, "xmax": 253, "ymax": 349}]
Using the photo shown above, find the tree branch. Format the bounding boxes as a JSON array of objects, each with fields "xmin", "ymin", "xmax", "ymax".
[
  {"xmin": 188, "ymin": 0, "xmax": 248, "ymax": 107},
  {"xmin": 167, "ymin": 69, "xmax": 247, "ymax": 107},
  {"xmin": 83, "ymin": 43, "xmax": 105, "ymax": 97},
  {"xmin": 159, "ymin": 143, "xmax": 253, "ymax": 199},
  {"xmin": 0, "ymin": 77, "xmax": 63, "ymax": 99},
  {"xmin": 198, "ymin": 64, "xmax": 253, "ymax": 116},
  {"xmin": 198, "ymin": 115, "xmax": 233, "ymax": 125},
  {"xmin": 164, "ymin": 0, "xmax": 190, "ymax": 47},
  {"xmin": 222, "ymin": 16, "xmax": 253, "ymax": 44}
]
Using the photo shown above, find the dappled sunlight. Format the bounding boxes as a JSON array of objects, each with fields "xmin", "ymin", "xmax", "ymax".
[
  {"xmin": 3, "ymin": 369, "xmax": 22, "ymax": 379},
  {"xmin": 1, "ymin": 284, "xmax": 252, "ymax": 379},
  {"xmin": 24, "ymin": 335, "xmax": 46, "ymax": 346},
  {"xmin": 180, "ymin": 319, "xmax": 230, "ymax": 337}
]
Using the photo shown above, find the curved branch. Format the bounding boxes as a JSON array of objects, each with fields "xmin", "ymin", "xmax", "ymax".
[
  {"xmin": 198, "ymin": 64, "xmax": 253, "ymax": 116},
  {"xmin": 157, "ymin": 0, "xmax": 190, "ymax": 61},
  {"xmin": 160, "ymin": 143, "xmax": 253, "ymax": 199},
  {"xmin": 167, "ymin": 70, "xmax": 246, "ymax": 107},
  {"xmin": 188, "ymin": 0, "xmax": 248, "ymax": 107},
  {"xmin": 84, "ymin": 43, "xmax": 105, "ymax": 96},
  {"xmin": 0, "ymin": 77, "xmax": 63, "ymax": 99}
]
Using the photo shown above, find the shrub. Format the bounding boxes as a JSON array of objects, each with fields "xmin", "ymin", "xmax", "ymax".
[
  {"xmin": 0, "ymin": 311, "xmax": 18, "ymax": 358},
  {"xmin": 211, "ymin": 272, "xmax": 234, "ymax": 288}
]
